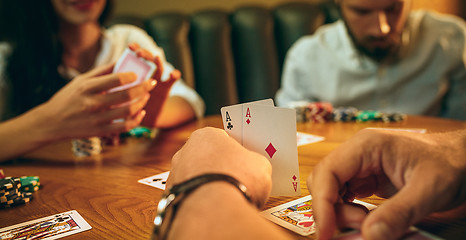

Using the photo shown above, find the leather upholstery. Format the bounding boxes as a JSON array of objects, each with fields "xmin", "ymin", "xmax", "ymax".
[
  {"xmin": 189, "ymin": 10, "xmax": 238, "ymax": 115},
  {"xmin": 144, "ymin": 13, "xmax": 195, "ymax": 88},
  {"xmin": 110, "ymin": 2, "xmax": 334, "ymax": 115},
  {"xmin": 231, "ymin": 6, "xmax": 280, "ymax": 103}
]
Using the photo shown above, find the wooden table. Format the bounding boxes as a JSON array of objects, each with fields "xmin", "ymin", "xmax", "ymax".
[{"xmin": 1, "ymin": 115, "xmax": 465, "ymax": 239}]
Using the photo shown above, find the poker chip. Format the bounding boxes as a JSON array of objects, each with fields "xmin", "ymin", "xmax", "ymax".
[
  {"xmin": 305, "ymin": 102, "xmax": 333, "ymax": 123},
  {"xmin": 288, "ymin": 101, "xmax": 406, "ymax": 124},
  {"xmin": 121, "ymin": 127, "xmax": 158, "ymax": 139},
  {"xmin": 19, "ymin": 176, "xmax": 40, "ymax": 193},
  {"xmin": 71, "ymin": 137, "xmax": 102, "ymax": 157},
  {"xmin": 0, "ymin": 176, "xmax": 38, "ymax": 208},
  {"xmin": 288, "ymin": 101, "xmax": 311, "ymax": 123},
  {"xmin": 0, "ymin": 192, "xmax": 33, "ymax": 209},
  {"xmin": 381, "ymin": 112, "xmax": 407, "ymax": 122},
  {"xmin": 0, "ymin": 188, "xmax": 19, "ymax": 197},
  {"xmin": 101, "ymin": 135, "xmax": 122, "ymax": 146},
  {"xmin": 332, "ymin": 107, "xmax": 358, "ymax": 122},
  {"xmin": 0, "ymin": 177, "xmax": 19, "ymax": 191},
  {"xmin": 355, "ymin": 111, "xmax": 383, "ymax": 122}
]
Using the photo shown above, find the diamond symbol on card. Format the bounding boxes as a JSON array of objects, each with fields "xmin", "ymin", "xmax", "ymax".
[
  {"xmin": 246, "ymin": 119, "xmax": 251, "ymax": 125},
  {"xmin": 265, "ymin": 143, "xmax": 277, "ymax": 158},
  {"xmin": 292, "ymin": 175, "xmax": 297, "ymax": 181}
]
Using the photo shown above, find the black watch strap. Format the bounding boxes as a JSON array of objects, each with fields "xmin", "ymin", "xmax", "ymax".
[{"xmin": 152, "ymin": 173, "xmax": 253, "ymax": 240}]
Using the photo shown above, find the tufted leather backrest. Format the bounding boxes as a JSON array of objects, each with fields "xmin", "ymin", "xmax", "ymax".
[
  {"xmin": 144, "ymin": 12, "xmax": 195, "ymax": 88},
  {"xmin": 231, "ymin": 6, "xmax": 280, "ymax": 103},
  {"xmin": 189, "ymin": 10, "xmax": 238, "ymax": 115},
  {"xmin": 108, "ymin": 2, "xmax": 335, "ymax": 115}
]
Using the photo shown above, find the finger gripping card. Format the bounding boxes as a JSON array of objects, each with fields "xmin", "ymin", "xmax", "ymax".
[{"xmin": 110, "ymin": 48, "xmax": 156, "ymax": 92}]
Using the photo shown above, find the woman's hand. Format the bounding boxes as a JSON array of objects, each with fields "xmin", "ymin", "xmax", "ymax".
[
  {"xmin": 36, "ymin": 63, "xmax": 156, "ymax": 140},
  {"xmin": 127, "ymin": 43, "xmax": 182, "ymax": 128}
]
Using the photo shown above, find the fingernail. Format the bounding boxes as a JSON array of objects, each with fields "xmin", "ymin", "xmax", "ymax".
[
  {"xmin": 368, "ymin": 222, "xmax": 391, "ymax": 240},
  {"xmin": 147, "ymin": 80, "xmax": 157, "ymax": 90}
]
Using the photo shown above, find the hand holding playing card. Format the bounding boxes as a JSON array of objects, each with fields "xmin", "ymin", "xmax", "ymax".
[
  {"xmin": 124, "ymin": 43, "xmax": 181, "ymax": 127},
  {"xmin": 221, "ymin": 99, "xmax": 301, "ymax": 196},
  {"xmin": 309, "ymin": 129, "xmax": 466, "ymax": 240},
  {"xmin": 33, "ymin": 63, "xmax": 155, "ymax": 140},
  {"xmin": 167, "ymin": 127, "xmax": 272, "ymax": 208}
]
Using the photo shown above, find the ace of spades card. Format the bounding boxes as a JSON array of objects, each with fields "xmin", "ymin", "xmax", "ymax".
[{"xmin": 242, "ymin": 104, "xmax": 301, "ymax": 196}]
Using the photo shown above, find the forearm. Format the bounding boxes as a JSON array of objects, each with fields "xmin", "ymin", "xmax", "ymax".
[
  {"xmin": 0, "ymin": 104, "xmax": 55, "ymax": 162},
  {"xmin": 167, "ymin": 182, "xmax": 292, "ymax": 240},
  {"xmin": 155, "ymin": 96, "xmax": 196, "ymax": 128}
]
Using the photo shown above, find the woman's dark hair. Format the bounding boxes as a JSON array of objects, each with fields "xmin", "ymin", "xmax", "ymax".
[{"xmin": 1, "ymin": 0, "xmax": 113, "ymax": 119}]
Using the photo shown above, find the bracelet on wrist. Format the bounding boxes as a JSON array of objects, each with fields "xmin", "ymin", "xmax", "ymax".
[{"xmin": 151, "ymin": 173, "xmax": 253, "ymax": 240}]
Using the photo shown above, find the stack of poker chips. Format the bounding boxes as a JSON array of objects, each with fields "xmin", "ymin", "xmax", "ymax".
[
  {"xmin": 333, "ymin": 107, "xmax": 359, "ymax": 122},
  {"xmin": 381, "ymin": 112, "xmax": 407, "ymax": 123},
  {"xmin": 0, "ymin": 176, "xmax": 39, "ymax": 209},
  {"xmin": 289, "ymin": 101, "xmax": 406, "ymax": 123},
  {"xmin": 355, "ymin": 110, "xmax": 383, "ymax": 122},
  {"xmin": 287, "ymin": 101, "xmax": 311, "ymax": 123},
  {"xmin": 120, "ymin": 127, "xmax": 159, "ymax": 139},
  {"xmin": 71, "ymin": 137, "xmax": 102, "ymax": 157},
  {"xmin": 289, "ymin": 101, "xmax": 334, "ymax": 123},
  {"xmin": 306, "ymin": 102, "xmax": 334, "ymax": 123}
]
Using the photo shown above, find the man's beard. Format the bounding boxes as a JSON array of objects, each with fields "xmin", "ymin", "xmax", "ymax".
[{"xmin": 343, "ymin": 22, "xmax": 400, "ymax": 62}]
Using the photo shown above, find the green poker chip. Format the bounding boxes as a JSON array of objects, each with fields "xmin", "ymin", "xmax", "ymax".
[
  {"xmin": 19, "ymin": 176, "xmax": 40, "ymax": 192},
  {"xmin": 356, "ymin": 111, "xmax": 382, "ymax": 122},
  {"xmin": 121, "ymin": 127, "xmax": 157, "ymax": 139}
]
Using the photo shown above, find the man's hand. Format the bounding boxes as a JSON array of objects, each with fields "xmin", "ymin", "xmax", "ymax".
[{"xmin": 309, "ymin": 129, "xmax": 466, "ymax": 240}]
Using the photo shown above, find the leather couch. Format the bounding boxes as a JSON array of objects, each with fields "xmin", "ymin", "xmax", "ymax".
[{"xmin": 108, "ymin": 2, "xmax": 339, "ymax": 115}]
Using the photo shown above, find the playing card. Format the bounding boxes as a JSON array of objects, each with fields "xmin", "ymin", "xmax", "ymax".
[
  {"xmin": 0, "ymin": 210, "xmax": 91, "ymax": 240},
  {"xmin": 332, "ymin": 227, "xmax": 443, "ymax": 240},
  {"xmin": 296, "ymin": 132, "xmax": 325, "ymax": 146},
  {"xmin": 365, "ymin": 128, "xmax": 427, "ymax": 133},
  {"xmin": 242, "ymin": 104, "xmax": 300, "ymax": 196},
  {"xmin": 109, "ymin": 48, "xmax": 156, "ymax": 92},
  {"xmin": 261, "ymin": 195, "xmax": 376, "ymax": 236},
  {"xmin": 138, "ymin": 171, "xmax": 170, "ymax": 190},
  {"xmin": 220, "ymin": 99, "xmax": 274, "ymax": 144}
]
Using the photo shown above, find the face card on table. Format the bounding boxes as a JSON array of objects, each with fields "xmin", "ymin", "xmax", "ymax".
[
  {"xmin": 261, "ymin": 195, "xmax": 377, "ymax": 236},
  {"xmin": 0, "ymin": 210, "xmax": 91, "ymax": 240},
  {"xmin": 109, "ymin": 48, "xmax": 156, "ymax": 93},
  {"xmin": 242, "ymin": 104, "xmax": 300, "ymax": 196},
  {"xmin": 220, "ymin": 99, "xmax": 274, "ymax": 144}
]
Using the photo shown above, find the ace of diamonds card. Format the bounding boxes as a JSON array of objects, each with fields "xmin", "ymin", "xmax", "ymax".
[{"xmin": 242, "ymin": 104, "xmax": 301, "ymax": 196}]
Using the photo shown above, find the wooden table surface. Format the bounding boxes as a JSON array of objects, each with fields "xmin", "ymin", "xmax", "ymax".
[{"xmin": 1, "ymin": 115, "xmax": 465, "ymax": 239}]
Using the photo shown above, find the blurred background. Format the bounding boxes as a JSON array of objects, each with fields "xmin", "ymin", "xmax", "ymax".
[{"xmin": 114, "ymin": 0, "xmax": 465, "ymax": 19}]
